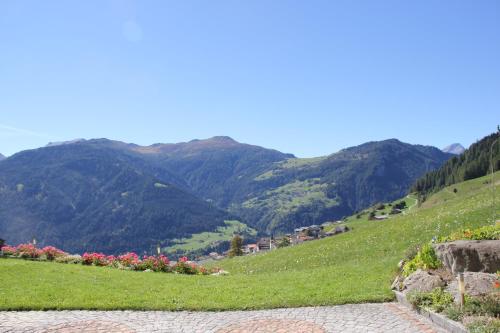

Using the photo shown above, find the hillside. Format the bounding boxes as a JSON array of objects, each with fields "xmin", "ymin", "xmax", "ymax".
[
  {"xmin": 235, "ymin": 139, "xmax": 452, "ymax": 232},
  {"xmin": 86, "ymin": 137, "xmax": 451, "ymax": 233},
  {"xmin": 0, "ymin": 143, "xmax": 231, "ymax": 254},
  {"xmin": 412, "ymin": 132, "xmax": 499, "ymax": 196},
  {"xmin": 0, "ymin": 172, "xmax": 496, "ymax": 311},
  {"xmin": 0, "ymin": 137, "xmax": 452, "ymax": 253}
]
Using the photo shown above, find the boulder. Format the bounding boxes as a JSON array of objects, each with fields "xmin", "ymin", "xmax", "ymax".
[
  {"xmin": 391, "ymin": 275, "xmax": 404, "ymax": 291},
  {"xmin": 433, "ymin": 240, "xmax": 500, "ymax": 274},
  {"xmin": 402, "ymin": 269, "xmax": 445, "ymax": 294},
  {"xmin": 446, "ymin": 272, "xmax": 497, "ymax": 299}
]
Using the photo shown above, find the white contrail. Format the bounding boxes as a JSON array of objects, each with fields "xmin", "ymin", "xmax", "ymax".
[{"xmin": 0, "ymin": 123, "xmax": 52, "ymax": 138}]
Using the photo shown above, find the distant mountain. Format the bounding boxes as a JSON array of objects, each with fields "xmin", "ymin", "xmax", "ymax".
[
  {"xmin": 0, "ymin": 136, "xmax": 454, "ymax": 253},
  {"xmin": 234, "ymin": 139, "xmax": 453, "ymax": 232},
  {"xmin": 412, "ymin": 132, "xmax": 499, "ymax": 196},
  {"xmin": 0, "ymin": 153, "xmax": 5, "ymax": 161},
  {"xmin": 442, "ymin": 143, "xmax": 465, "ymax": 155},
  {"xmin": 46, "ymin": 139, "xmax": 86, "ymax": 147},
  {"xmin": 0, "ymin": 143, "xmax": 231, "ymax": 254}
]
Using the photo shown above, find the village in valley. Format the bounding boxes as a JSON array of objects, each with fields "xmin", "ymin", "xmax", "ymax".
[{"xmin": 197, "ymin": 220, "xmax": 351, "ymax": 262}]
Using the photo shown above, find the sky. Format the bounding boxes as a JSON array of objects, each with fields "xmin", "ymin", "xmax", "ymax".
[{"xmin": 0, "ymin": 0, "xmax": 499, "ymax": 157}]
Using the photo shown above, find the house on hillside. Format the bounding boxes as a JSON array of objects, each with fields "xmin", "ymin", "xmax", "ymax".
[
  {"xmin": 257, "ymin": 238, "xmax": 273, "ymax": 251},
  {"xmin": 243, "ymin": 244, "xmax": 258, "ymax": 254}
]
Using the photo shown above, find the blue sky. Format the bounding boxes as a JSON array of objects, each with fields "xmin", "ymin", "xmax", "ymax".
[{"xmin": 1, "ymin": 1, "xmax": 499, "ymax": 157}]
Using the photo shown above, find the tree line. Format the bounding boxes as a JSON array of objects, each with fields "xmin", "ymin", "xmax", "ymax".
[{"xmin": 411, "ymin": 132, "xmax": 499, "ymax": 197}]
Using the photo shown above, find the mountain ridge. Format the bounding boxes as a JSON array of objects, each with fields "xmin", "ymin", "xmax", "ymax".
[{"xmin": 0, "ymin": 136, "xmax": 454, "ymax": 253}]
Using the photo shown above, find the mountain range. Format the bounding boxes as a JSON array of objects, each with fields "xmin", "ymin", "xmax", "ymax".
[
  {"xmin": 0, "ymin": 137, "xmax": 454, "ymax": 253},
  {"xmin": 0, "ymin": 153, "xmax": 5, "ymax": 161}
]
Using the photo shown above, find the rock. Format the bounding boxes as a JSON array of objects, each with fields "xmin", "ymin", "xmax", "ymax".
[
  {"xmin": 433, "ymin": 240, "xmax": 500, "ymax": 274},
  {"xmin": 397, "ymin": 260, "xmax": 405, "ymax": 269},
  {"xmin": 391, "ymin": 275, "xmax": 404, "ymax": 291},
  {"xmin": 402, "ymin": 269, "xmax": 445, "ymax": 294},
  {"xmin": 446, "ymin": 272, "xmax": 497, "ymax": 299},
  {"xmin": 334, "ymin": 225, "xmax": 349, "ymax": 234}
]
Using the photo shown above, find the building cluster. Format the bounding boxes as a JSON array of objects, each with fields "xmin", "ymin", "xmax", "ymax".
[
  {"xmin": 196, "ymin": 221, "xmax": 351, "ymax": 262},
  {"xmin": 242, "ymin": 221, "xmax": 350, "ymax": 254}
]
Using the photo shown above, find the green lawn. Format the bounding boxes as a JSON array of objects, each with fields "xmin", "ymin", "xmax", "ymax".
[{"xmin": 0, "ymin": 173, "xmax": 497, "ymax": 311}]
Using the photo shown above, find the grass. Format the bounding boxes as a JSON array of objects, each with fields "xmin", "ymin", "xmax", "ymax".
[
  {"xmin": 243, "ymin": 178, "xmax": 337, "ymax": 212},
  {"xmin": 343, "ymin": 194, "xmax": 418, "ymax": 224},
  {"xmin": 254, "ymin": 156, "xmax": 326, "ymax": 181},
  {"xmin": 165, "ymin": 220, "xmax": 256, "ymax": 253},
  {"xmin": 0, "ymin": 173, "xmax": 497, "ymax": 311}
]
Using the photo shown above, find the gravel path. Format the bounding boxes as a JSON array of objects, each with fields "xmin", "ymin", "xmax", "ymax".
[{"xmin": 0, "ymin": 303, "xmax": 448, "ymax": 333}]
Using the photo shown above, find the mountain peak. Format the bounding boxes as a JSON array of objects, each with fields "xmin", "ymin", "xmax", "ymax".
[
  {"xmin": 442, "ymin": 143, "xmax": 465, "ymax": 155},
  {"xmin": 206, "ymin": 136, "xmax": 238, "ymax": 143}
]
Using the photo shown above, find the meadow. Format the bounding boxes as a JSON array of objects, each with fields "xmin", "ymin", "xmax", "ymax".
[{"xmin": 0, "ymin": 173, "xmax": 497, "ymax": 310}]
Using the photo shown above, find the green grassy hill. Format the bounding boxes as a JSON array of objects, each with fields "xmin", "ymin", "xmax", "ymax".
[{"xmin": 0, "ymin": 173, "xmax": 497, "ymax": 310}]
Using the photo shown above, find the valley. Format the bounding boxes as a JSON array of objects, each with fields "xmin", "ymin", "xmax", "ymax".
[
  {"xmin": 1, "ymin": 172, "xmax": 497, "ymax": 310},
  {"xmin": 0, "ymin": 136, "xmax": 453, "ymax": 254}
]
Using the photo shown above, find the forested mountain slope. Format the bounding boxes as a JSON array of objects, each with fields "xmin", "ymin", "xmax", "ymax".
[{"xmin": 411, "ymin": 132, "xmax": 499, "ymax": 196}]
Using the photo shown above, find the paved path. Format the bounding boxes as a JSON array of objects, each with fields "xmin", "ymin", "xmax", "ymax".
[{"xmin": 0, "ymin": 303, "xmax": 449, "ymax": 333}]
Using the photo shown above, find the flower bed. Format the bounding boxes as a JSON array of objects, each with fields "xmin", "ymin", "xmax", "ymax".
[
  {"xmin": 0, "ymin": 243, "xmax": 67, "ymax": 260},
  {"xmin": 1, "ymin": 244, "xmax": 219, "ymax": 275}
]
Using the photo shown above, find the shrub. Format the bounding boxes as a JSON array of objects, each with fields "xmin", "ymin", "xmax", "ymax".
[
  {"xmin": 117, "ymin": 252, "xmax": 140, "ymax": 268},
  {"xmin": 173, "ymin": 256, "xmax": 206, "ymax": 275},
  {"xmin": 464, "ymin": 294, "xmax": 500, "ymax": 318},
  {"xmin": 82, "ymin": 252, "xmax": 108, "ymax": 266},
  {"xmin": 467, "ymin": 317, "xmax": 500, "ymax": 333},
  {"xmin": 439, "ymin": 225, "xmax": 500, "ymax": 242},
  {"xmin": 55, "ymin": 254, "xmax": 83, "ymax": 264},
  {"xmin": 1, "ymin": 245, "xmax": 17, "ymax": 256},
  {"xmin": 16, "ymin": 244, "xmax": 42, "ymax": 259},
  {"xmin": 443, "ymin": 305, "xmax": 463, "ymax": 321},
  {"xmin": 2, "ymin": 243, "xmax": 212, "ymax": 276},
  {"xmin": 40, "ymin": 246, "xmax": 66, "ymax": 261},
  {"xmin": 137, "ymin": 255, "xmax": 170, "ymax": 272},
  {"xmin": 402, "ymin": 243, "xmax": 441, "ymax": 276},
  {"xmin": 404, "ymin": 243, "xmax": 420, "ymax": 261},
  {"xmin": 407, "ymin": 288, "xmax": 454, "ymax": 312},
  {"xmin": 277, "ymin": 237, "xmax": 290, "ymax": 248}
]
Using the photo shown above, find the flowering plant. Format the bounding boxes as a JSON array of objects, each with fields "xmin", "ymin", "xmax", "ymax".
[
  {"xmin": 117, "ymin": 252, "xmax": 140, "ymax": 268},
  {"xmin": 137, "ymin": 255, "xmax": 170, "ymax": 272},
  {"xmin": 41, "ymin": 246, "xmax": 67, "ymax": 260},
  {"xmin": 82, "ymin": 252, "xmax": 108, "ymax": 266},
  {"xmin": 16, "ymin": 243, "xmax": 42, "ymax": 259},
  {"xmin": 0, "ymin": 245, "xmax": 17, "ymax": 256},
  {"xmin": 2, "ymin": 243, "xmax": 214, "ymax": 276}
]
